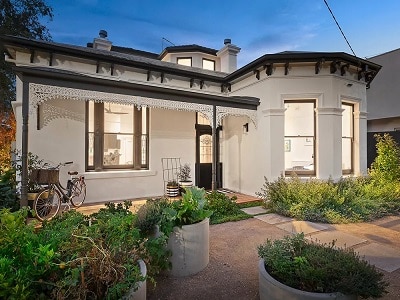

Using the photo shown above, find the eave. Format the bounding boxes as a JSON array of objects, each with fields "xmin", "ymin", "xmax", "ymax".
[{"xmin": 13, "ymin": 65, "xmax": 260, "ymax": 110}]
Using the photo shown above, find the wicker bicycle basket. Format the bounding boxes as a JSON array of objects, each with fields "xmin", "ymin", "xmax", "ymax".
[{"xmin": 29, "ymin": 169, "xmax": 59, "ymax": 184}]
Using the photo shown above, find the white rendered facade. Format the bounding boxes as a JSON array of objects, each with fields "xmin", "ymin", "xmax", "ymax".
[{"xmin": 2, "ymin": 33, "xmax": 380, "ymax": 204}]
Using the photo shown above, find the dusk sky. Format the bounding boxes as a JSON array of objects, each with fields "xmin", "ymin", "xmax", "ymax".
[{"xmin": 45, "ymin": 0, "xmax": 400, "ymax": 67}]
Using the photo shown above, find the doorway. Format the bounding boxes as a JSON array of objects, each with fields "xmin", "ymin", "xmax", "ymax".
[{"xmin": 195, "ymin": 122, "xmax": 222, "ymax": 190}]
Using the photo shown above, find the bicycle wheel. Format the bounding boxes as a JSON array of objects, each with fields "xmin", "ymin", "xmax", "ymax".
[
  {"xmin": 70, "ymin": 179, "xmax": 86, "ymax": 207},
  {"xmin": 34, "ymin": 186, "xmax": 61, "ymax": 221}
]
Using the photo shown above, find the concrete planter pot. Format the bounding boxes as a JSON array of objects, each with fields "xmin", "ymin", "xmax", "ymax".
[
  {"xmin": 259, "ymin": 259, "xmax": 356, "ymax": 300},
  {"xmin": 122, "ymin": 259, "xmax": 147, "ymax": 300},
  {"xmin": 167, "ymin": 217, "xmax": 209, "ymax": 277}
]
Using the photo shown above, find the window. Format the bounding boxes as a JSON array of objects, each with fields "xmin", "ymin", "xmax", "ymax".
[
  {"xmin": 196, "ymin": 112, "xmax": 211, "ymax": 125},
  {"xmin": 202, "ymin": 58, "xmax": 215, "ymax": 71},
  {"xmin": 342, "ymin": 103, "xmax": 354, "ymax": 174},
  {"xmin": 177, "ymin": 57, "xmax": 192, "ymax": 66},
  {"xmin": 284, "ymin": 100, "xmax": 315, "ymax": 175},
  {"xmin": 87, "ymin": 102, "xmax": 149, "ymax": 171}
]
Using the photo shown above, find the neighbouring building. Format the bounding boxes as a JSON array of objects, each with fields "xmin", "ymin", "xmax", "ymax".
[
  {"xmin": 366, "ymin": 48, "xmax": 400, "ymax": 166},
  {"xmin": 0, "ymin": 31, "xmax": 381, "ymax": 204}
]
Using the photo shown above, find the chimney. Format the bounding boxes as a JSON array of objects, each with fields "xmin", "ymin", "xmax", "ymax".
[
  {"xmin": 93, "ymin": 30, "xmax": 112, "ymax": 51},
  {"xmin": 217, "ymin": 38, "xmax": 240, "ymax": 73}
]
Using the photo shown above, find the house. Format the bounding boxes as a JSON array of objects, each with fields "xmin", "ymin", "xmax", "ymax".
[
  {"xmin": 366, "ymin": 48, "xmax": 400, "ymax": 166},
  {"xmin": 0, "ymin": 31, "xmax": 381, "ymax": 205}
]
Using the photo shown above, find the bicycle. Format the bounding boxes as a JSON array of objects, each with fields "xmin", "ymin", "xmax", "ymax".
[{"xmin": 31, "ymin": 161, "xmax": 86, "ymax": 221}]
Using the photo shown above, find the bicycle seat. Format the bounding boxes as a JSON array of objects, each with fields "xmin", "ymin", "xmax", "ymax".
[{"xmin": 68, "ymin": 171, "xmax": 79, "ymax": 176}]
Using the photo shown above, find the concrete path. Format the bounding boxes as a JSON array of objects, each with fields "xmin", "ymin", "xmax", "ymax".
[{"xmin": 245, "ymin": 207, "xmax": 400, "ymax": 273}]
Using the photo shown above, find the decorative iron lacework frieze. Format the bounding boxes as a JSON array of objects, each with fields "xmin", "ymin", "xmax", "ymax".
[
  {"xmin": 41, "ymin": 102, "xmax": 85, "ymax": 127},
  {"xmin": 29, "ymin": 83, "xmax": 257, "ymax": 128},
  {"xmin": 216, "ymin": 106, "xmax": 258, "ymax": 128}
]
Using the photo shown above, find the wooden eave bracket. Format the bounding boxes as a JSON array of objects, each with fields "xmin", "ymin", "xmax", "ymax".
[
  {"xmin": 330, "ymin": 60, "xmax": 341, "ymax": 74},
  {"xmin": 30, "ymin": 49, "xmax": 35, "ymax": 63},
  {"xmin": 221, "ymin": 83, "xmax": 231, "ymax": 93},
  {"xmin": 315, "ymin": 59, "xmax": 324, "ymax": 74},
  {"xmin": 254, "ymin": 69, "xmax": 260, "ymax": 80},
  {"xmin": 284, "ymin": 62, "xmax": 289, "ymax": 75},
  {"xmin": 147, "ymin": 70, "xmax": 151, "ymax": 81},
  {"xmin": 264, "ymin": 63, "xmax": 273, "ymax": 76},
  {"xmin": 340, "ymin": 63, "xmax": 350, "ymax": 76}
]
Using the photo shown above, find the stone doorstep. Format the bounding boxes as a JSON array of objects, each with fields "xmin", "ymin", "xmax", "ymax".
[
  {"xmin": 353, "ymin": 242, "xmax": 400, "ymax": 273},
  {"xmin": 254, "ymin": 213, "xmax": 294, "ymax": 224},
  {"xmin": 306, "ymin": 230, "xmax": 368, "ymax": 249},
  {"xmin": 276, "ymin": 220, "xmax": 332, "ymax": 235},
  {"xmin": 240, "ymin": 206, "xmax": 268, "ymax": 216}
]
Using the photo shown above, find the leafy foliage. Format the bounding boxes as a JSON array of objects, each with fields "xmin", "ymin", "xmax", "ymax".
[
  {"xmin": 178, "ymin": 163, "xmax": 191, "ymax": 182},
  {"xmin": 257, "ymin": 172, "xmax": 400, "ymax": 223},
  {"xmin": 1, "ymin": 1, "xmax": 53, "ymax": 171},
  {"xmin": 0, "ymin": 168, "xmax": 19, "ymax": 210},
  {"xmin": 12, "ymin": 150, "xmax": 51, "ymax": 192},
  {"xmin": 1, "ymin": 203, "xmax": 170, "ymax": 299},
  {"xmin": 258, "ymin": 233, "xmax": 388, "ymax": 298},
  {"xmin": 205, "ymin": 191, "xmax": 251, "ymax": 224},
  {"xmin": 369, "ymin": 133, "xmax": 400, "ymax": 182},
  {"xmin": 161, "ymin": 187, "xmax": 212, "ymax": 234},
  {"xmin": 134, "ymin": 198, "xmax": 170, "ymax": 235}
]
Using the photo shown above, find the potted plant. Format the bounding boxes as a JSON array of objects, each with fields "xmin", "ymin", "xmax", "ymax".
[
  {"xmin": 166, "ymin": 180, "xmax": 179, "ymax": 197},
  {"xmin": 257, "ymin": 233, "xmax": 388, "ymax": 300},
  {"xmin": 178, "ymin": 163, "xmax": 193, "ymax": 189},
  {"xmin": 161, "ymin": 186, "xmax": 213, "ymax": 277}
]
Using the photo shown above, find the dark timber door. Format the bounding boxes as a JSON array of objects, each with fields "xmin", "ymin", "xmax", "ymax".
[{"xmin": 195, "ymin": 124, "xmax": 222, "ymax": 190}]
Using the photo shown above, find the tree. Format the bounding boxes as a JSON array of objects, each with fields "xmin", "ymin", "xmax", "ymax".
[{"xmin": 0, "ymin": 0, "xmax": 53, "ymax": 169}]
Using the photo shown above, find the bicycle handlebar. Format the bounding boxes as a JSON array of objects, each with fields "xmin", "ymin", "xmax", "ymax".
[{"xmin": 64, "ymin": 161, "xmax": 73, "ymax": 165}]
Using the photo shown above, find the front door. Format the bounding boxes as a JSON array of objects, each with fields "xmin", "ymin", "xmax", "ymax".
[{"xmin": 195, "ymin": 124, "xmax": 222, "ymax": 190}]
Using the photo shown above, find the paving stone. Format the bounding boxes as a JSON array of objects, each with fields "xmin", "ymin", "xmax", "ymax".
[
  {"xmin": 354, "ymin": 243, "xmax": 400, "ymax": 273},
  {"xmin": 276, "ymin": 221, "xmax": 331, "ymax": 235},
  {"xmin": 240, "ymin": 206, "xmax": 268, "ymax": 215},
  {"xmin": 306, "ymin": 230, "xmax": 367, "ymax": 249},
  {"xmin": 254, "ymin": 213, "xmax": 294, "ymax": 224}
]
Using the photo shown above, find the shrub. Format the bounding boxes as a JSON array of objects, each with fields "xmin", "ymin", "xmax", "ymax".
[
  {"xmin": 134, "ymin": 198, "xmax": 170, "ymax": 236},
  {"xmin": 0, "ymin": 169, "xmax": 19, "ymax": 211},
  {"xmin": 205, "ymin": 191, "xmax": 251, "ymax": 224},
  {"xmin": 1, "ymin": 203, "xmax": 170, "ymax": 299},
  {"xmin": 369, "ymin": 133, "xmax": 400, "ymax": 182},
  {"xmin": 258, "ymin": 174, "xmax": 400, "ymax": 223},
  {"xmin": 258, "ymin": 233, "xmax": 388, "ymax": 298}
]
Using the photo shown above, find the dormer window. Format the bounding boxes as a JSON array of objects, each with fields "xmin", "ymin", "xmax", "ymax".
[
  {"xmin": 177, "ymin": 57, "xmax": 192, "ymax": 66},
  {"xmin": 202, "ymin": 58, "xmax": 215, "ymax": 71}
]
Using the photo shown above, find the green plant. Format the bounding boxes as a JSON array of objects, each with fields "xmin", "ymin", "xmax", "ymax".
[
  {"xmin": 166, "ymin": 180, "xmax": 178, "ymax": 187},
  {"xmin": 369, "ymin": 133, "xmax": 400, "ymax": 182},
  {"xmin": 178, "ymin": 163, "xmax": 191, "ymax": 182},
  {"xmin": 135, "ymin": 198, "xmax": 170, "ymax": 236},
  {"xmin": 258, "ymin": 233, "xmax": 388, "ymax": 298},
  {"xmin": 0, "ymin": 208, "xmax": 58, "ymax": 299},
  {"xmin": 257, "ymin": 174, "xmax": 400, "ymax": 223},
  {"xmin": 205, "ymin": 191, "xmax": 251, "ymax": 224},
  {"xmin": 1, "ymin": 202, "xmax": 170, "ymax": 299},
  {"xmin": 0, "ymin": 168, "xmax": 19, "ymax": 211},
  {"xmin": 161, "ymin": 187, "xmax": 212, "ymax": 234},
  {"xmin": 13, "ymin": 151, "xmax": 51, "ymax": 193}
]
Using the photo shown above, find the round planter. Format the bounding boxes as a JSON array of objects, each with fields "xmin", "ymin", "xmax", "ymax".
[
  {"xmin": 258, "ymin": 259, "xmax": 356, "ymax": 300},
  {"xmin": 167, "ymin": 217, "xmax": 209, "ymax": 277},
  {"xmin": 179, "ymin": 181, "xmax": 193, "ymax": 188},
  {"xmin": 122, "ymin": 259, "xmax": 147, "ymax": 300},
  {"xmin": 166, "ymin": 185, "xmax": 179, "ymax": 197}
]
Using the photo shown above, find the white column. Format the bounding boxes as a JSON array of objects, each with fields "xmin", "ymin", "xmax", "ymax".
[
  {"xmin": 262, "ymin": 108, "xmax": 286, "ymax": 180},
  {"xmin": 354, "ymin": 111, "xmax": 368, "ymax": 175},
  {"xmin": 316, "ymin": 108, "xmax": 344, "ymax": 180}
]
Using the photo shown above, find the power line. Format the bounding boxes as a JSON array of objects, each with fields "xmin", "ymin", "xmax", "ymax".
[{"xmin": 323, "ymin": 0, "xmax": 357, "ymax": 57}]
